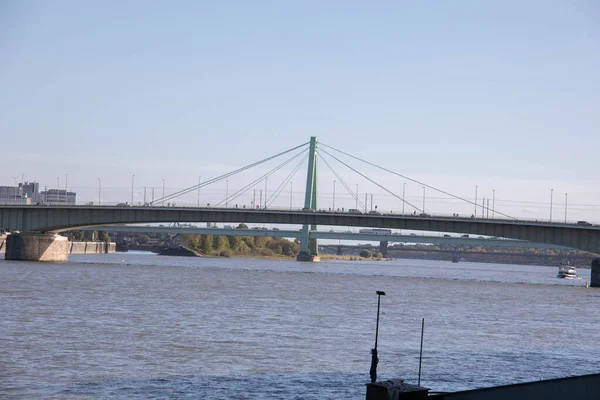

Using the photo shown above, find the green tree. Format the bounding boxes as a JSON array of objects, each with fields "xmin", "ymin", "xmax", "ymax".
[
  {"xmin": 359, "ymin": 250, "xmax": 373, "ymax": 258},
  {"xmin": 67, "ymin": 231, "xmax": 82, "ymax": 241},
  {"xmin": 98, "ymin": 231, "xmax": 111, "ymax": 242},
  {"xmin": 202, "ymin": 235, "xmax": 214, "ymax": 254},
  {"xmin": 228, "ymin": 235, "xmax": 241, "ymax": 250},
  {"xmin": 138, "ymin": 234, "xmax": 150, "ymax": 245},
  {"xmin": 214, "ymin": 235, "xmax": 230, "ymax": 252}
]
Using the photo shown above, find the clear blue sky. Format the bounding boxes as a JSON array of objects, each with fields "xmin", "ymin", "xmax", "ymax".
[{"xmin": 1, "ymin": 1, "xmax": 599, "ymax": 220}]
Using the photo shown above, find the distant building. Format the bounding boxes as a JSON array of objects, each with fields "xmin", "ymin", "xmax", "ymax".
[
  {"xmin": 0, "ymin": 185, "xmax": 30, "ymax": 204},
  {"xmin": 40, "ymin": 189, "xmax": 76, "ymax": 205},
  {"xmin": 19, "ymin": 182, "xmax": 41, "ymax": 203}
]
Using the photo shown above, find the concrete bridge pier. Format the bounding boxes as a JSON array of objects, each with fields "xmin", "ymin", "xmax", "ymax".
[
  {"xmin": 591, "ymin": 259, "xmax": 600, "ymax": 288},
  {"xmin": 5, "ymin": 232, "xmax": 69, "ymax": 262},
  {"xmin": 379, "ymin": 241, "xmax": 388, "ymax": 258}
]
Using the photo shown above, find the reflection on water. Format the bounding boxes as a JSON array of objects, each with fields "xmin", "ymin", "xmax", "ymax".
[{"xmin": 1, "ymin": 254, "xmax": 598, "ymax": 399}]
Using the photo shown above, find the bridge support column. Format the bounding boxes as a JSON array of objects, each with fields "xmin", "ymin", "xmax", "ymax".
[
  {"xmin": 591, "ymin": 259, "xmax": 600, "ymax": 288},
  {"xmin": 5, "ymin": 232, "xmax": 69, "ymax": 262},
  {"xmin": 379, "ymin": 241, "xmax": 388, "ymax": 258},
  {"xmin": 297, "ymin": 136, "xmax": 320, "ymax": 262}
]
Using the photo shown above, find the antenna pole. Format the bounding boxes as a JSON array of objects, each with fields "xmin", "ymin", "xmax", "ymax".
[{"xmin": 418, "ymin": 318, "xmax": 425, "ymax": 386}]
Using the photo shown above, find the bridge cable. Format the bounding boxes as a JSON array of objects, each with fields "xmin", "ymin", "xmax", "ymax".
[
  {"xmin": 213, "ymin": 148, "xmax": 308, "ymax": 207},
  {"xmin": 319, "ymin": 148, "xmax": 423, "ymax": 213},
  {"xmin": 320, "ymin": 142, "xmax": 515, "ymax": 219},
  {"xmin": 318, "ymin": 153, "xmax": 366, "ymax": 211},
  {"xmin": 150, "ymin": 141, "xmax": 309, "ymax": 205},
  {"xmin": 266, "ymin": 152, "xmax": 309, "ymax": 208}
]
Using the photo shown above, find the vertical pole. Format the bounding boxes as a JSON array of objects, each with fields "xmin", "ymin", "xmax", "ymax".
[
  {"xmin": 152, "ymin": 187, "xmax": 154, "ymax": 204},
  {"xmin": 371, "ymin": 194, "xmax": 373, "ymax": 212},
  {"xmin": 364, "ymin": 193, "xmax": 368, "ymax": 213},
  {"xmin": 299, "ymin": 136, "xmax": 318, "ymax": 257},
  {"xmin": 162, "ymin": 179, "xmax": 165, "ymax": 206},
  {"xmin": 226, "ymin": 180, "xmax": 229, "ymax": 208},
  {"xmin": 98, "ymin": 179, "xmax": 101, "ymax": 206},
  {"xmin": 550, "ymin": 189, "xmax": 554, "ymax": 222},
  {"xmin": 144, "ymin": 186, "xmax": 147, "ymax": 204},
  {"xmin": 290, "ymin": 182, "xmax": 293, "ymax": 210},
  {"xmin": 418, "ymin": 318, "xmax": 425, "ymax": 386},
  {"xmin": 482, "ymin": 198, "xmax": 485, "ymax": 218},
  {"xmin": 131, "ymin": 174, "xmax": 135, "ymax": 205},
  {"xmin": 265, "ymin": 178, "xmax": 268, "ymax": 209},
  {"xmin": 492, "ymin": 189, "xmax": 495, "ymax": 218},
  {"xmin": 355, "ymin": 184, "xmax": 358, "ymax": 209},
  {"xmin": 370, "ymin": 290, "xmax": 386, "ymax": 383},
  {"xmin": 474, "ymin": 185, "xmax": 478, "ymax": 216},
  {"xmin": 259, "ymin": 190, "xmax": 263, "ymax": 210},
  {"xmin": 402, "ymin": 183, "xmax": 406, "ymax": 214},
  {"xmin": 56, "ymin": 177, "xmax": 59, "ymax": 205},
  {"xmin": 422, "ymin": 186, "xmax": 425, "ymax": 213},
  {"xmin": 565, "ymin": 193, "xmax": 568, "ymax": 223},
  {"xmin": 333, "ymin": 180, "xmax": 336, "ymax": 210},
  {"xmin": 21, "ymin": 173, "xmax": 24, "ymax": 204},
  {"xmin": 487, "ymin": 199, "xmax": 489, "ymax": 218},
  {"xmin": 253, "ymin": 189, "xmax": 256, "ymax": 208},
  {"xmin": 65, "ymin": 174, "xmax": 68, "ymax": 204}
]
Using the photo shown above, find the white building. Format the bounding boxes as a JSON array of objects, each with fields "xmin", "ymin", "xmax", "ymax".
[{"xmin": 40, "ymin": 189, "xmax": 76, "ymax": 205}]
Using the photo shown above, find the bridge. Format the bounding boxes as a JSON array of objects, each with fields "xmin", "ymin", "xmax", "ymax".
[
  {"xmin": 1, "ymin": 136, "xmax": 599, "ymax": 286},
  {"xmin": 80, "ymin": 224, "xmax": 572, "ymax": 250}
]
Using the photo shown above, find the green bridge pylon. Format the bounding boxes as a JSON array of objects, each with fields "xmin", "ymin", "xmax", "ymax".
[{"xmin": 297, "ymin": 136, "xmax": 319, "ymax": 262}]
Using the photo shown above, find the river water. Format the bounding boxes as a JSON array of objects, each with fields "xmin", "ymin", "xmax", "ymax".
[{"xmin": 1, "ymin": 254, "xmax": 598, "ymax": 399}]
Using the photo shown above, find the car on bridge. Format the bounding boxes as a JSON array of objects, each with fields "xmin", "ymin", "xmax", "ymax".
[
  {"xmin": 577, "ymin": 221, "xmax": 592, "ymax": 226},
  {"xmin": 348, "ymin": 209, "xmax": 362, "ymax": 214}
]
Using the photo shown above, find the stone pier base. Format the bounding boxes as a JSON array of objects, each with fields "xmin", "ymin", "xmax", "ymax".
[
  {"xmin": 5, "ymin": 232, "xmax": 69, "ymax": 262},
  {"xmin": 591, "ymin": 259, "xmax": 600, "ymax": 288},
  {"xmin": 296, "ymin": 253, "xmax": 321, "ymax": 262}
]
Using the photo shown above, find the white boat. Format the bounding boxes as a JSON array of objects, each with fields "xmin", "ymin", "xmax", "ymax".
[{"xmin": 557, "ymin": 261, "xmax": 578, "ymax": 279}]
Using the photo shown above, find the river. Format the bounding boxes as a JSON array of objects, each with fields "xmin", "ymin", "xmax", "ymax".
[{"xmin": 1, "ymin": 253, "xmax": 598, "ymax": 399}]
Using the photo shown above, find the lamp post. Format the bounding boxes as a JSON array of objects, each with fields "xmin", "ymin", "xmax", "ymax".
[
  {"xmin": 355, "ymin": 184, "xmax": 359, "ymax": 209},
  {"xmin": 21, "ymin": 173, "xmax": 25, "ymax": 204},
  {"xmin": 226, "ymin": 180, "xmax": 229, "ymax": 207},
  {"xmin": 131, "ymin": 174, "xmax": 135, "ymax": 206},
  {"xmin": 564, "ymin": 193, "xmax": 568, "ymax": 223},
  {"xmin": 13, "ymin": 177, "xmax": 17, "ymax": 203},
  {"xmin": 162, "ymin": 179, "xmax": 165, "ymax": 206},
  {"xmin": 492, "ymin": 189, "xmax": 495, "ymax": 218},
  {"xmin": 474, "ymin": 185, "xmax": 478, "ymax": 217},
  {"xmin": 422, "ymin": 186, "xmax": 425, "ymax": 213},
  {"xmin": 98, "ymin": 178, "xmax": 101, "ymax": 205},
  {"xmin": 265, "ymin": 178, "xmax": 268, "ymax": 209},
  {"xmin": 402, "ymin": 182, "xmax": 406, "ymax": 214},
  {"xmin": 290, "ymin": 182, "xmax": 293, "ymax": 210},
  {"xmin": 333, "ymin": 180, "xmax": 336, "ymax": 210},
  {"xmin": 65, "ymin": 174, "xmax": 68, "ymax": 204},
  {"xmin": 549, "ymin": 189, "xmax": 554, "ymax": 222},
  {"xmin": 56, "ymin": 177, "xmax": 59, "ymax": 204},
  {"xmin": 369, "ymin": 290, "xmax": 386, "ymax": 383}
]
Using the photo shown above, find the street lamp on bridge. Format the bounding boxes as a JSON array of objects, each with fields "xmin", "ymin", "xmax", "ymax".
[
  {"xmin": 131, "ymin": 174, "xmax": 135, "ymax": 206},
  {"xmin": 403, "ymin": 182, "xmax": 406, "ymax": 214},
  {"xmin": 98, "ymin": 178, "xmax": 101, "ymax": 205},
  {"xmin": 162, "ymin": 178, "xmax": 165, "ymax": 206},
  {"xmin": 550, "ymin": 188, "xmax": 554, "ymax": 222},
  {"xmin": 333, "ymin": 179, "xmax": 336, "ymax": 210},
  {"xmin": 226, "ymin": 180, "xmax": 229, "ymax": 208}
]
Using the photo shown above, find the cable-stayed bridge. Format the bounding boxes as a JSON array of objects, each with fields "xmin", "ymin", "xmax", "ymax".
[{"xmin": 1, "ymin": 137, "xmax": 599, "ymax": 264}]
